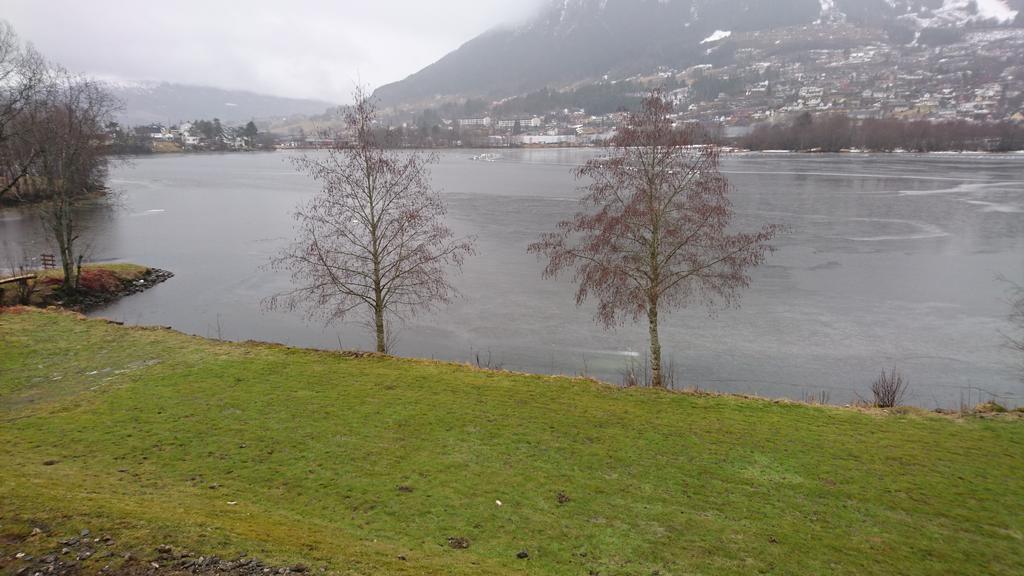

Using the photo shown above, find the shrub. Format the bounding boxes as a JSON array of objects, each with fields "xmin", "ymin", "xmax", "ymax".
[
  {"xmin": 77, "ymin": 269, "xmax": 123, "ymax": 293},
  {"xmin": 871, "ymin": 368, "xmax": 909, "ymax": 408},
  {"xmin": 974, "ymin": 401, "xmax": 1007, "ymax": 414}
]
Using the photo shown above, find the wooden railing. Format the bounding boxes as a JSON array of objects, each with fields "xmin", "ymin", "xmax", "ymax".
[{"xmin": 0, "ymin": 274, "xmax": 36, "ymax": 286}]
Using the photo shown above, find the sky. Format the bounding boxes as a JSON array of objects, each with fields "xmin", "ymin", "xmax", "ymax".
[{"xmin": 1, "ymin": 0, "xmax": 545, "ymax": 103}]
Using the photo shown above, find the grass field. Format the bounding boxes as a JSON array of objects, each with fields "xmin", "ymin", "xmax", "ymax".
[{"xmin": 1, "ymin": 308, "xmax": 1022, "ymax": 575}]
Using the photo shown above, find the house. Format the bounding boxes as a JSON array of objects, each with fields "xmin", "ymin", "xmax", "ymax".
[{"xmin": 134, "ymin": 124, "xmax": 165, "ymax": 140}]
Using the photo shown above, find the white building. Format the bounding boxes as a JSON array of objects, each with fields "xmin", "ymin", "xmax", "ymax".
[
  {"xmin": 458, "ymin": 117, "xmax": 492, "ymax": 127},
  {"xmin": 799, "ymin": 86, "xmax": 824, "ymax": 99},
  {"xmin": 496, "ymin": 117, "xmax": 543, "ymax": 129},
  {"xmin": 516, "ymin": 134, "xmax": 578, "ymax": 146}
]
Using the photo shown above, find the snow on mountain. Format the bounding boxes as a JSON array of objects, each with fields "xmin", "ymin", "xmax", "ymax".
[
  {"xmin": 895, "ymin": 0, "xmax": 1019, "ymax": 28},
  {"xmin": 977, "ymin": 0, "xmax": 1019, "ymax": 21},
  {"xmin": 373, "ymin": 0, "xmax": 1023, "ymax": 108},
  {"xmin": 700, "ymin": 30, "xmax": 732, "ymax": 44}
]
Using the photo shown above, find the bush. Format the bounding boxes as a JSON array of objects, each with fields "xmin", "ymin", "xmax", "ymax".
[
  {"xmin": 974, "ymin": 401, "xmax": 1007, "ymax": 414},
  {"xmin": 871, "ymin": 368, "xmax": 909, "ymax": 408},
  {"xmin": 77, "ymin": 268, "xmax": 124, "ymax": 293}
]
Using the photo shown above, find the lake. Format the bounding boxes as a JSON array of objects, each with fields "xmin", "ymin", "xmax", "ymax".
[{"xmin": 2, "ymin": 150, "xmax": 1023, "ymax": 408}]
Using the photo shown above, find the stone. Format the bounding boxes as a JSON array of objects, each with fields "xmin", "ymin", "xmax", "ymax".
[
  {"xmin": 516, "ymin": 550, "xmax": 530, "ymax": 559},
  {"xmin": 447, "ymin": 536, "xmax": 470, "ymax": 550}
]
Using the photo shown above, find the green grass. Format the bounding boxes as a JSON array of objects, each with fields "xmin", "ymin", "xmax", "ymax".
[{"xmin": 1, "ymin": 308, "xmax": 1022, "ymax": 575}]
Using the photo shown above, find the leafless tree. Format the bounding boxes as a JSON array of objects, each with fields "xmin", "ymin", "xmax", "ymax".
[
  {"xmin": 0, "ymin": 21, "xmax": 46, "ymax": 202},
  {"xmin": 3, "ymin": 243, "xmax": 37, "ymax": 305},
  {"xmin": 27, "ymin": 68, "xmax": 118, "ymax": 291},
  {"xmin": 530, "ymin": 93, "xmax": 779, "ymax": 388},
  {"xmin": 870, "ymin": 367, "xmax": 909, "ymax": 408},
  {"xmin": 268, "ymin": 89, "xmax": 475, "ymax": 353}
]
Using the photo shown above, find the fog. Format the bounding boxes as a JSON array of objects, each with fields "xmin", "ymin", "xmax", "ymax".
[{"xmin": 1, "ymin": 0, "xmax": 545, "ymax": 102}]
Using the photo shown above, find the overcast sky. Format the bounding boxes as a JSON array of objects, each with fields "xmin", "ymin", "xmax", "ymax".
[{"xmin": 2, "ymin": 0, "xmax": 545, "ymax": 103}]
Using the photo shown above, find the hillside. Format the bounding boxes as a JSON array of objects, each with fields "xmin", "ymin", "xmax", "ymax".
[
  {"xmin": 109, "ymin": 82, "xmax": 337, "ymax": 126},
  {"xmin": 373, "ymin": 0, "xmax": 1023, "ymax": 108},
  {"xmin": 1, "ymin": 308, "xmax": 1022, "ymax": 575}
]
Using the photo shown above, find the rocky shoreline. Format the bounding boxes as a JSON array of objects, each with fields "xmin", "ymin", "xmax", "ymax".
[{"xmin": 57, "ymin": 268, "xmax": 174, "ymax": 312}]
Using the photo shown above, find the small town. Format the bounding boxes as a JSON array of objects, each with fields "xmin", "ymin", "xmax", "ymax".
[{"xmin": 118, "ymin": 23, "xmax": 1024, "ymax": 152}]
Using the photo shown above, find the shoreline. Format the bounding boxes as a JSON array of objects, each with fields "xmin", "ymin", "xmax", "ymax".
[
  {"xmin": 115, "ymin": 146, "xmax": 1024, "ymax": 156},
  {"xmin": 23, "ymin": 305, "xmax": 1020, "ymax": 417},
  {"xmin": 0, "ymin": 264, "xmax": 173, "ymax": 312},
  {"xmin": 64, "ymin": 267, "xmax": 174, "ymax": 312}
]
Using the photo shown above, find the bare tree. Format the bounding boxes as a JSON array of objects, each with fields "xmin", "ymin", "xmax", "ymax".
[
  {"xmin": 870, "ymin": 367, "xmax": 909, "ymax": 408},
  {"xmin": 530, "ymin": 93, "xmax": 779, "ymax": 388},
  {"xmin": 268, "ymin": 90, "xmax": 474, "ymax": 353},
  {"xmin": 3, "ymin": 242, "xmax": 38, "ymax": 305},
  {"xmin": 0, "ymin": 21, "xmax": 46, "ymax": 202},
  {"xmin": 28, "ymin": 68, "xmax": 118, "ymax": 292}
]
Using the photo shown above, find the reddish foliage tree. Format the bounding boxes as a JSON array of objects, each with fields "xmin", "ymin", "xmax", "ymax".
[
  {"xmin": 530, "ymin": 93, "xmax": 780, "ymax": 387},
  {"xmin": 268, "ymin": 89, "xmax": 475, "ymax": 353}
]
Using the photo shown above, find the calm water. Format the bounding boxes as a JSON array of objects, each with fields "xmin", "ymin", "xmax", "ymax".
[{"xmin": 3, "ymin": 150, "xmax": 1023, "ymax": 407}]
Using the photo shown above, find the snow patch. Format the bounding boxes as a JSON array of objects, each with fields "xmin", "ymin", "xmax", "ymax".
[
  {"xmin": 701, "ymin": 30, "xmax": 731, "ymax": 44},
  {"xmin": 975, "ymin": 0, "xmax": 1018, "ymax": 23},
  {"xmin": 817, "ymin": 0, "xmax": 846, "ymax": 23},
  {"xmin": 899, "ymin": 0, "xmax": 1018, "ymax": 28}
]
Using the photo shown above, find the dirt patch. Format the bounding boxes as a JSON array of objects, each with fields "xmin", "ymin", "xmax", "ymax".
[
  {"xmin": 0, "ymin": 529, "xmax": 318, "ymax": 576},
  {"xmin": 446, "ymin": 536, "xmax": 470, "ymax": 550}
]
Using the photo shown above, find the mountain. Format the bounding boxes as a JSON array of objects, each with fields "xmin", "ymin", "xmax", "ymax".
[
  {"xmin": 373, "ymin": 0, "xmax": 1023, "ymax": 108},
  {"xmin": 108, "ymin": 82, "xmax": 338, "ymax": 126}
]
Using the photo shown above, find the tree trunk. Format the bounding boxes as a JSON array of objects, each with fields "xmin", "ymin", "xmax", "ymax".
[
  {"xmin": 59, "ymin": 247, "xmax": 73, "ymax": 292},
  {"xmin": 373, "ymin": 303, "xmax": 386, "ymax": 354},
  {"xmin": 648, "ymin": 295, "xmax": 663, "ymax": 388},
  {"xmin": 55, "ymin": 198, "xmax": 75, "ymax": 293},
  {"xmin": 75, "ymin": 254, "xmax": 84, "ymax": 290},
  {"xmin": 371, "ymin": 243, "xmax": 386, "ymax": 353}
]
